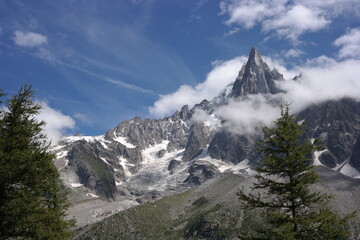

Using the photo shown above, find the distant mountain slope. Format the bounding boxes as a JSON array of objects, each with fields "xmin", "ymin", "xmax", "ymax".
[
  {"xmin": 53, "ymin": 47, "xmax": 360, "ymax": 227},
  {"xmin": 73, "ymin": 167, "xmax": 360, "ymax": 239}
]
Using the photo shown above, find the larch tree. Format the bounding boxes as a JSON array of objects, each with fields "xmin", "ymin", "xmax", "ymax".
[
  {"xmin": 238, "ymin": 104, "xmax": 353, "ymax": 240},
  {"xmin": 0, "ymin": 86, "xmax": 74, "ymax": 239}
]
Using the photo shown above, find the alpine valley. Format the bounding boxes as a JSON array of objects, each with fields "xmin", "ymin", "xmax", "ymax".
[{"xmin": 53, "ymin": 47, "xmax": 360, "ymax": 239}]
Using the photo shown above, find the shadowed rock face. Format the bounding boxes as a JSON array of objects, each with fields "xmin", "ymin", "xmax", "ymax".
[
  {"xmin": 67, "ymin": 141, "xmax": 117, "ymax": 200},
  {"xmin": 208, "ymin": 130, "xmax": 256, "ymax": 164},
  {"xmin": 182, "ymin": 122, "xmax": 213, "ymax": 162},
  {"xmin": 56, "ymin": 47, "xmax": 360, "ymax": 203},
  {"xmin": 183, "ymin": 161, "xmax": 220, "ymax": 185},
  {"xmin": 350, "ymin": 134, "xmax": 360, "ymax": 169},
  {"xmin": 230, "ymin": 47, "xmax": 284, "ymax": 98},
  {"xmin": 298, "ymin": 98, "xmax": 360, "ymax": 168}
]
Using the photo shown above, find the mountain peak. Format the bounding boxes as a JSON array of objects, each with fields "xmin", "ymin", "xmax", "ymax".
[
  {"xmin": 249, "ymin": 46, "xmax": 259, "ymax": 58},
  {"xmin": 230, "ymin": 47, "xmax": 283, "ymax": 98}
]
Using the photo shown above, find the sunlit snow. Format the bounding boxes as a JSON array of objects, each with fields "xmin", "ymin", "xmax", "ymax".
[
  {"xmin": 339, "ymin": 162, "xmax": 360, "ymax": 178},
  {"xmin": 113, "ymin": 133, "xmax": 136, "ymax": 148}
]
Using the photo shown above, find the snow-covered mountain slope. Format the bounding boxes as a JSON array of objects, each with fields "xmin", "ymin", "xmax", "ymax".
[{"xmin": 54, "ymin": 47, "xmax": 360, "ymax": 211}]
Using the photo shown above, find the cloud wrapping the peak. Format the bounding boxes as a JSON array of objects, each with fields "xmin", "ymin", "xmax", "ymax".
[
  {"xmin": 209, "ymin": 57, "xmax": 360, "ymax": 135},
  {"xmin": 150, "ymin": 41, "xmax": 360, "ymax": 136},
  {"xmin": 278, "ymin": 58, "xmax": 360, "ymax": 112},
  {"xmin": 37, "ymin": 101, "xmax": 75, "ymax": 144},
  {"xmin": 149, "ymin": 56, "xmax": 247, "ymax": 117},
  {"xmin": 149, "ymin": 53, "xmax": 300, "ymax": 118},
  {"xmin": 215, "ymin": 94, "xmax": 280, "ymax": 135},
  {"xmin": 13, "ymin": 31, "xmax": 47, "ymax": 47}
]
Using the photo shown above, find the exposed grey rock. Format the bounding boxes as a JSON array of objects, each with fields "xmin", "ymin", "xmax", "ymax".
[
  {"xmin": 350, "ymin": 134, "xmax": 360, "ymax": 170},
  {"xmin": 168, "ymin": 159, "xmax": 182, "ymax": 174},
  {"xmin": 67, "ymin": 141, "xmax": 117, "ymax": 200},
  {"xmin": 191, "ymin": 99, "xmax": 210, "ymax": 114},
  {"xmin": 208, "ymin": 130, "xmax": 256, "ymax": 164},
  {"xmin": 156, "ymin": 149, "xmax": 166, "ymax": 158},
  {"xmin": 182, "ymin": 122, "xmax": 213, "ymax": 162},
  {"xmin": 105, "ymin": 114, "xmax": 190, "ymax": 151},
  {"xmin": 299, "ymin": 98, "xmax": 360, "ymax": 167},
  {"xmin": 319, "ymin": 151, "xmax": 337, "ymax": 168},
  {"xmin": 135, "ymin": 191, "xmax": 163, "ymax": 204},
  {"xmin": 184, "ymin": 161, "xmax": 220, "ymax": 186},
  {"xmin": 55, "ymin": 46, "xmax": 360, "ymax": 216},
  {"xmin": 230, "ymin": 47, "xmax": 284, "ymax": 98},
  {"xmin": 179, "ymin": 105, "xmax": 191, "ymax": 121}
]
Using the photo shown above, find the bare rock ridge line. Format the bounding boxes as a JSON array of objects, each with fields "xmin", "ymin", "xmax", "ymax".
[
  {"xmin": 54, "ymin": 47, "xmax": 360, "ymax": 210},
  {"xmin": 230, "ymin": 46, "xmax": 284, "ymax": 98}
]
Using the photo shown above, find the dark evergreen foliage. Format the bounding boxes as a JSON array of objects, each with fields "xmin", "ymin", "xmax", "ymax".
[
  {"xmin": 238, "ymin": 104, "xmax": 353, "ymax": 240},
  {"xmin": 0, "ymin": 86, "xmax": 75, "ymax": 239}
]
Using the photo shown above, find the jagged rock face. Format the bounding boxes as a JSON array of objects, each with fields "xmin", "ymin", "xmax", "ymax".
[
  {"xmin": 183, "ymin": 161, "xmax": 220, "ymax": 185},
  {"xmin": 299, "ymin": 99, "xmax": 360, "ymax": 168},
  {"xmin": 208, "ymin": 130, "xmax": 256, "ymax": 164},
  {"xmin": 168, "ymin": 159, "xmax": 182, "ymax": 174},
  {"xmin": 55, "ymin": 47, "xmax": 360, "ymax": 204},
  {"xmin": 182, "ymin": 122, "xmax": 213, "ymax": 162},
  {"xmin": 67, "ymin": 141, "xmax": 117, "ymax": 200},
  {"xmin": 105, "ymin": 107, "xmax": 191, "ymax": 152},
  {"xmin": 349, "ymin": 133, "xmax": 360, "ymax": 169},
  {"xmin": 230, "ymin": 47, "xmax": 283, "ymax": 98}
]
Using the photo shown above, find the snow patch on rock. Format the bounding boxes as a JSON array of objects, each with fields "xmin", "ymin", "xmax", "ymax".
[
  {"xmin": 113, "ymin": 135, "xmax": 136, "ymax": 148},
  {"xmin": 339, "ymin": 162, "xmax": 360, "ymax": 178}
]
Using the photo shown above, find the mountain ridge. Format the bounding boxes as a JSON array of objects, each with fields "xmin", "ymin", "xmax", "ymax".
[{"xmin": 53, "ymin": 47, "xmax": 360, "ymax": 228}]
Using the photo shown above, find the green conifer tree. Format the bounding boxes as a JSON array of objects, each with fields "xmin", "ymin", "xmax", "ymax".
[
  {"xmin": 0, "ymin": 86, "xmax": 75, "ymax": 239},
  {"xmin": 238, "ymin": 104, "xmax": 353, "ymax": 240}
]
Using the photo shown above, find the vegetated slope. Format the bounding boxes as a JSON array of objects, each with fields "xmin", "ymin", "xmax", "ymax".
[{"xmin": 74, "ymin": 167, "xmax": 360, "ymax": 240}]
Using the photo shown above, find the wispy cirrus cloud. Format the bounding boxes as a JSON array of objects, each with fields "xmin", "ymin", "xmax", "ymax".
[{"xmin": 74, "ymin": 113, "xmax": 92, "ymax": 125}]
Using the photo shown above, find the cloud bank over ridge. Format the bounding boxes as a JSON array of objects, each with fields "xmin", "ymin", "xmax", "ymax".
[{"xmin": 149, "ymin": 28, "xmax": 360, "ymax": 134}]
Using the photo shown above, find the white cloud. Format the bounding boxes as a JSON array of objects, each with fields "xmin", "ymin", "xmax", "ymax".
[
  {"xmin": 262, "ymin": 5, "xmax": 329, "ymax": 42},
  {"xmin": 149, "ymin": 53, "xmax": 300, "ymax": 117},
  {"xmin": 149, "ymin": 56, "xmax": 248, "ymax": 117},
  {"xmin": 220, "ymin": 0, "xmax": 287, "ymax": 29},
  {"xmin": 13, "ymin": 31, "xmax": 47, "ymax": 47},
  {"xmin": 333, "ymin": 28, "xmax": 360, "ymax": 59},
  {"xmin": 215, "ymin": 94, "xmax": 280, "ymax": 135},
  {"xmin": 210, "ymin": 57, "xmax": 360, "ymax": 135},
  {"xmin": 262, "ymin": 56, "xmax": 298, "ymax": 80},
  {"xmin": 37, "ymin": 101, "xmax": 75, "ymax": 144},
  {"xmin": 283, "ymin": 48, "xmax": 304, "ymax": 58},
  {"xmin": 150, "ymin": 43, "xmax": 360, "ymax": 136},
  {"xmin": 219, "ymin": 0, "xmax": 359, "ymax": 42},
  {"xmin": 278, "ymin": 58, "xmax": 360, "ymax": 112}
]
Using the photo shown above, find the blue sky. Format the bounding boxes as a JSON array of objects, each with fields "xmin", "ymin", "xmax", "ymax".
[{"xmin": 0, "ymin": 0, "xmax": 359, "ymax": 142}]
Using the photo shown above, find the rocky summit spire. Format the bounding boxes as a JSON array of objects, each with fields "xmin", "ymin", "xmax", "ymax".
[{"xmin": 230, "ymin": 47, "xmax": 284, "ymax": 98}]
